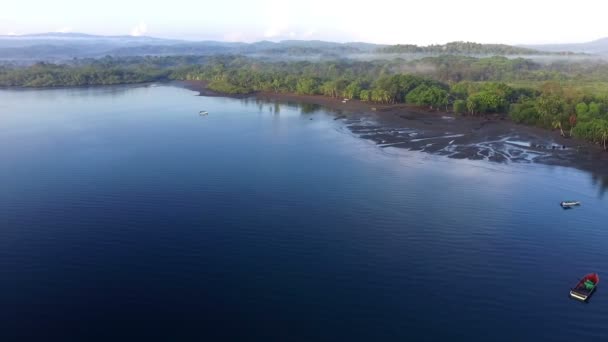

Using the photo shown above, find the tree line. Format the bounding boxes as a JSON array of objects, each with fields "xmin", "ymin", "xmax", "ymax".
[{"xmin": 377, "ymin": 41, "xmax": 547, "ymax": 55}]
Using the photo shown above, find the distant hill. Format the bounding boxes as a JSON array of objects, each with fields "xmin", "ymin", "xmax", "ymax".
[
  {"xmin": 0, "ymin": 33, "xmax": 383, "ymax": 60},
  {"xmin": 522, "ymin": 38, "xmax": 608, "ymax": 55},
  {"xmin": 0, "ymin": 32, "xmax": 183, "ymax": 48},
  {"xmin": 0, "ymin": 32, "xmax": 579, "ymax": 62},
  {"xmin": 0, "ymin": 45, "xmax": 92, "ymax": 59},
  {"xmin": 377, "ymin": 41, "xmax": 569, "ymax": 55},
  {"xmin": 3, "ymin": 32, "xmax": 178, "ymax": 42},
  {"xmin": 21, "ymin": 32, "xmax": 102, "ymax": 38}
]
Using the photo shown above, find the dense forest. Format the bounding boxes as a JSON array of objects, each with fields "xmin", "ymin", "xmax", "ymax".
[
  {"xmin": 1, "ymin": 54, "xmax": 608, "ymax": 149},
  {"xmin": 377, "ymin": 42, "xmax": 549, "ymax": 55}
]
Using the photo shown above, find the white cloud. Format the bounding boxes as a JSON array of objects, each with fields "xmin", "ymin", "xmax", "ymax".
[
  {"xmin": 263, "ymin": 20, "xmax": 290, "ymax": 39},
  {"xmin": 301, "ymin": 29, "xmax": 317, "ymax": 39},
  {"xmin": 263, "ymin": 0, "xmax": 291, "ymax": 39},
  {"xmin": 3, "ymin": 0, "xmax": 608, "ymax": 44},
  {"xmin": 55, "ymin": 27, "xmax": 72, "ymax": 33},
  {"xmin": 223, "ymin": 31, "xmax": 253, "ymax": 42},
  {"xmin": 130, "ymin": 21, "xmax": 148, "ymax": 37}
]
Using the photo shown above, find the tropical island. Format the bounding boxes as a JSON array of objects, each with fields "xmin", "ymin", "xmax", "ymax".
[{"xmin": 2, "ymin": 35, "xmax": 608, "ymax": 151}]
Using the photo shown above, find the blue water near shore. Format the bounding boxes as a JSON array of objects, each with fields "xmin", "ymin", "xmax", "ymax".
[{"xmin": 1, "ymin": 84, "xmax": 608, "ymax": 341}]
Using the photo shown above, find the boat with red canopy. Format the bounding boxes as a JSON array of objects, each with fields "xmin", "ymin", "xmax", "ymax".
[{"xmin": 570, "ymin": 273, "xmax": 599, "ymax": 301}]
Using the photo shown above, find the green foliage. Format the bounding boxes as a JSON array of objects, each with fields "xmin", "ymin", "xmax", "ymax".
[
  {"xmin": 465, "ymin": 90, "xmax": 508, "ymax": 115},
  {"xmin": 406, "ymin": 55, "xmax": 540, "ymax": 82},
  {"xmin": 359, "ymin": 89, "xmax": 371, "ymax": 101},
  {"xmin": 510, "ymin": 101, "xmax": 541, "ymax": 125},
  {"xmin": 344, "ymin": 81, "xmax": 362, "ymax": 99},
  {"xmin": 372, "ymin": 76, "xmax": 401, "ymax": 103},
  {"xmin": 535, "ymin": 94, "xmax": 565, "ymax": 120},
  {"xmin": 207, "ymin": 79, "xmax": 252, "ymax": 94},
  {"xmin": 450, "ymin": 81, "xmax": 479, "ymax": 99},
  {"xmin": 466, "ymin": 93, "xmax": 487, "ymax": 115},
  {"xmin": 319, "ymin": 79, "xmax": 349, "ymax": 98},
  {"xmin": 575, "ymin": 102, "xmax": 589, "ymax": 115},
  {"xmin": 0, "ymin": 62, "xmax": 167, "ymax": 87},
  {"xmin": 576, "ymin": 102, "xmax": 591, "ymax": 122},
  {"xmin": 479, "ymin": 82, "xmax": 514, "ymax": 101},
  {"xmin": 406, "ymin": 84, "xmax": 448, "ymax": 109},
  {"xmin": 453, "ymin": 100, "xmax": 467, "ymax": 114},
  {"xmin": 295, "ymin": 77, "xmax": 320, "ymax": 95},
  {"xmin": 572, "ymin": 119, "xmax": 608, "ymax": 150},
  {"xmin": 371, "ymin": 88, "xmax": 392, "ymax": 103},
  {"xmin": 378, "ymin": 41, "xmax": 544, "ymax": 55},
  {"xmin": 589, "ymin": 102, "xmax": 602, "ymax": 117}
]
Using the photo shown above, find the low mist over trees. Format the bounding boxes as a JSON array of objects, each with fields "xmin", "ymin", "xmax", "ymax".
[{"xmin": 377, "ymin": 41, "xmax": 548, "ymax": 55}]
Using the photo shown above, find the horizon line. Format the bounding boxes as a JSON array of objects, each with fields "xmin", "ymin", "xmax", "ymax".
[{"xmin": 0, "ymin": 31, "xmax": 603, "ymax": 47}]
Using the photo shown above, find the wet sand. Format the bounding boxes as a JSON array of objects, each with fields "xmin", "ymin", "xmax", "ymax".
[{"xmin": 179, "ymin": 80, "xmax": 608, "ymax": 174}]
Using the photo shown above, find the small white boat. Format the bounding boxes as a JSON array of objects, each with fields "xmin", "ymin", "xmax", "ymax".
[
  {"xmin": 560, "ymin": 201, "xmax": 580, "ymax": 208},
  {"xmin": 199, "ymin": 111, "xmax": 208, "ymax": 116}
]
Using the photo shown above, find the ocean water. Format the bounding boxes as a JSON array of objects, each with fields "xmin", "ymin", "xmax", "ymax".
[{"xmin": 1, "ymin": 84, "xmax": 607, "ymax": 341}]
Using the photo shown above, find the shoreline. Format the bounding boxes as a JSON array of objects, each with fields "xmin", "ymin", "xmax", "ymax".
[
  {"xmin": 0, "ymin": 81, "xmax": 156, "ymax": 92},
  {"xmin": 183, "ymin": 81, "xmax": 608, "ymax": 174}
]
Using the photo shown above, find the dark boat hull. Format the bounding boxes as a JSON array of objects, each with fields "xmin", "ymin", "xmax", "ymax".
[
  {"xmin": 570, "ymin": 288, "xmax": 596, "ymax": 301},
  {"xmin": 570, "ymin": 273, "xmax": 600, "ymax": 302}
]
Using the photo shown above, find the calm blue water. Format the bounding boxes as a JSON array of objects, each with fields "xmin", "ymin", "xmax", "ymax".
[{"xmin": 1, "ymin": 85, "xmax": 608, "ymax": 341}]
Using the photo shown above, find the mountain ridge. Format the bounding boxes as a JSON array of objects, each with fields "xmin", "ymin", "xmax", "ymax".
[{"xmin": 0, "ymin": 32, "xmax": 591, "ymax": 61}]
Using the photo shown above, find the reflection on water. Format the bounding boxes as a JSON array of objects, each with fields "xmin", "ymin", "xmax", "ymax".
[
  {"xmin": 590, "ymin": 173, "xmax": 608, "ymax": 198},
  {"xmin": 2, "ymin": 83, "xmax": 151, "ymax": 101},
  {"xmin": 245, "ymin": 95, "xmax": 608, "ymax": 196},
  {"xmin": 246, "ymin": 97, "xmax": 342, "ymax": 116}
]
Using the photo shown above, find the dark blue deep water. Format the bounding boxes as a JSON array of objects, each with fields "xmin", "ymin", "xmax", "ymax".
[{"xmin": 1, "ymin": 85, "xmax": 608, "ymax": 341}]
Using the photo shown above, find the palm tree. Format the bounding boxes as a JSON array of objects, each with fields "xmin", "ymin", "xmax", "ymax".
[
  {"xmin": 552, "ymin": 119, "xmax": 565, "ymax": 137},
  {"xmin": 569, "ymin": 114, "xmax": 577, "ymax": 137}
]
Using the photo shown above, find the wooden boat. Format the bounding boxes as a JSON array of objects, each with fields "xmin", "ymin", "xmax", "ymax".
[
  {"xmin": 570, "ymin": 273, "xmax": 599, "ymax": 301},
  {"xmin": 560, "ymin": 201, "xmax": 580, "ymax": 208}
]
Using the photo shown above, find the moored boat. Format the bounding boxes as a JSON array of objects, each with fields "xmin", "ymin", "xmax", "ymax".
[
  {"xmin": 560, "ymin": 200, "xmax": 580, "ymax": 208},
  {"xmin": 570, "ymin": 273, "xmax": 599, "ymax": 301}
]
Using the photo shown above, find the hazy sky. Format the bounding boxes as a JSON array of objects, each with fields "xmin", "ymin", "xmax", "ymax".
[{"xmin": 2, "ymin": 0, "xmax": 607, "ymax": 44}]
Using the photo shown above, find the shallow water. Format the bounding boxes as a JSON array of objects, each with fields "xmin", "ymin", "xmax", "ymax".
[{"xmin": 1, "ymin": 85, "xmax": 607, "ymax": 341}]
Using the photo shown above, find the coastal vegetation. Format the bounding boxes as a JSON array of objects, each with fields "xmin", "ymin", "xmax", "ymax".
[
  {"xmin": 2, "ymin": 55, "xmax": 608, "ymax": 149},
  {"xmin": 0, "ymin": 61, "xmax": 169, "ymax": 87}
]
